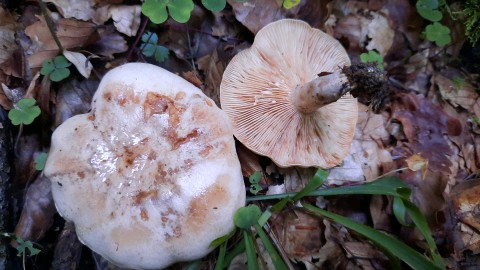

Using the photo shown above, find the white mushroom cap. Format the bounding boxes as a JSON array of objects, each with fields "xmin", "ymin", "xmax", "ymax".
[
  {"xmin": 220, "ymin": 19, "xmax": 358, "ymax": 168},
  {"xmin": 44, "ymin": 63, "xmax": 245, "ymax": 269}
]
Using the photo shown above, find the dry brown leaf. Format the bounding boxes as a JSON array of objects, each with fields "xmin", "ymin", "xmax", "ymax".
[
  {"xmin": 328, "ymin": 105, "xmax": 392, "ymax": 184},
  {"xmin": 435, "ymin": 73, "xmax": 480, "ymax": 119},
  {"xmin": 0, "ymin": 8, "xmax": 20, "ymax": 68},
  {"xmin": 392, "ymin": 93, "xmax": 462, "ymax": 174},
  {"xmin": 451, "ymin": 180, "xmax": 480, "ymax": 231},
  {"xmin": 88, "ymin": 25, "xmax": 128, "ymax": 59},
  {"xmin": 55, "ymin": 79, "xmax": 98, "ymax": 126},
  {"xmin": 272, "ymin": 210, "xmax": 323, "ymax": 260},
  {"xmin": 25, "ymin": 16, "xmax": 97, "ymax": 69},
  {"xmin": 227, "ymin": 0, "xmax": 331, "ymax": 34},
  {"xmin": 405, "ymin": 154, "xmax": 429, "ymax": 179},
  {"xmin": 196, "ymin": 49, "xmax": 226, "ymax": 106},
  {"xmin": 109, "ymin": 5, "xmax": 141, "ymax": 37},
  {"xmin": 14, "ymin": 175, "xmax": 56, "ymax": 242},
  {"xmin": 45, "ymin": 0, "xmax": 95, "ymax": 20},
  {"xmin": 63, "ymin": 50, "xmax": 93, "ymax": 78}
]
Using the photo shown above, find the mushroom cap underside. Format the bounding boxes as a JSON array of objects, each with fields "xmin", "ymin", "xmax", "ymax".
[
  {"xmin": 44, "ymin": 63, "xmax": 246, "ymax": 270},
  {"xmin": 220, "ymin": 19, "xmax": 358, "ymax": 168}
]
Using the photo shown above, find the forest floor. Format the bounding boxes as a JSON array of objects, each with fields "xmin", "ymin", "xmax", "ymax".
[{"xmin": 1, "ymin": 0, "xmax": 480, "ymax": 269}]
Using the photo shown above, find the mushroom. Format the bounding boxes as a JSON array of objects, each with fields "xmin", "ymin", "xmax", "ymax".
[
  {"xmin": 220, "ymin": 19, "xmax": 358, "ymax": 168},
  {"xmin": 44, "ymin": 63, "xmax": 246, "ymax": 269}
]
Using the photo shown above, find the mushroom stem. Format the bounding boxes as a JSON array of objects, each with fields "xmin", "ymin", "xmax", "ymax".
[{"xmin": 291, "ymin": 70, "xmax": 350, "ymax": 114}]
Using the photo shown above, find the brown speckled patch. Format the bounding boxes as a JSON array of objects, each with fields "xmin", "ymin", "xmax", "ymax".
[
  {"xmin": 140, "ymin": 208, "xmax": 149, "ymax": 221},
  {"xmin": 186, "ymin": 176, "xmax": 229, "ymax": 233},
  {"xmin": 133, "ymin": 190, "xmax": 159, "ymax": 205}
]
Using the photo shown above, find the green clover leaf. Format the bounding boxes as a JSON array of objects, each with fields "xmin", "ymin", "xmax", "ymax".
[
  {"xmin": 142, "ymin": 0, "xmax": 194, "ymax": 24},
  {"xmin": 168, "ymin": 0, "xmax": 194, "ymax": 23},
  {"xmin": 142, "ymin": 0, "xmax": 169, "ymax": 24},
  {"xmin": 283, "ymin": 0, "xmax": 301, "ymax": 9},
  {"xmin": 425, "ymin": 22, "xmax": 451, "ymax": 46},
  {"xmin": 8, "ymin": 98, "xmax": 41, "ymax": 126},
  {"xmin": 416, "ymin": 0, "xmax": 442, "ymax": 21},
  {"xmin": 234, "ymin": 204, "xmax": 262, "ymax": 229},
  {"xmin": 40, "ymin": 56, "xmax": 71, "ymax": 82},
  {"xmin": 140, "ymin": 32, "xmax": 170, "ymax": 62},
  {"xmin": 202, "ymin": 0, "xmax": 226, "ymax": 12},
  {"xmin": 360, "ymin": 50, "xmax": 384, "ymax": 70}
]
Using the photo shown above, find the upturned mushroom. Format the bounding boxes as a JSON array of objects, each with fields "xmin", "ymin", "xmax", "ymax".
[
  {"xmin": 44, "ymin": 63, "xmax": 246, "ymax": 269},
  {"xmin": 220, "ymin": 19, "xmax": 360, "ymax": 168}
]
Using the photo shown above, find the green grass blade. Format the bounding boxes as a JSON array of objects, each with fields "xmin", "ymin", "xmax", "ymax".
[
  {"xmin": 214, "ymin": 241, "xmax": 228, "ymax": 270},
  {"xmin": 222, "ymin": 240, "xmax": 245, "ymax": 269},
  {"xmin": 247, "ymin": 177, "xmax": 409, "ymax": 202},
  {"xmin": 244, "ymin": 231, "xmax": 259, "ymax": 270},
  {"xmin": 403, "ymin": 200, "xmax": 445, "ymax": 268},
  {"xmin": 302, "ymin": 203, "xmax": 442, "ymax": 270},
  {"xmin": 271, "ymin": 169, "xmax": 327, "ymax": 212},
  {"xmin": 292, "ymin": 169, "xmax": 328, "ymax": 201},
  {"xmin": 254, "ymin": 224, "xmax": 288, "ymax": 270}
]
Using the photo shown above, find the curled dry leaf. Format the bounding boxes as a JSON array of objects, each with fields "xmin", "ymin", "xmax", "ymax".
[
  {"xmin": 450, "ymin": 179, "xmax": 480, "ymax": 254},
  {"xmin": 434, "ymin": 73, "xmax": 480, "ymax": 119},
  {"xmin": 24, "ymin": 16, "xmax": 97, "ymax": 69},
  {"xmin": 45, "ymin": 0, "xmax": 95, "ymax": 21},
  {"xmin": 333, "ymin": 9, "xmax": 394, "ymax": 56},
  {"xmin": 405, "ymin": 154, "xmax": 429, "ymax": 180},
  {"xmin": 63, "ymin": 50, "xmax": 93, "ymax": 78},
  {"xmin": 109, "ymin": 5, "xmax": 141, "ymax": 37},
  {"xmin": 14, "ymin": 175, "xmax": 56, "ymax": 242}
]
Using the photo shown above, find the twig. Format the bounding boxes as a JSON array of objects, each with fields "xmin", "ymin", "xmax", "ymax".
[
  {"xmin": 127, "ymin": 17, "xmax": 150, "ymax": 61},
  {"xmin": 37, "ymin": 0, "xmax": 64, "ymax": 53}
]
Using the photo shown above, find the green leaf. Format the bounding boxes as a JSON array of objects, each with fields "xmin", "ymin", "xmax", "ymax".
[
  {"xmin": 54, "ymin": 55, "xmax": 72, "ymax": 68},
  {"xmin": 360, "ymin": 50, "xmax": 384, "ymax": 70},
  {"xmin": 222, "ymin": 240, "xmax": 246, "ymax": 269},
  {"xmin": 142, "ymin": 0, "xmax": 169, "ymax": 24},
  {"xmin": 142, "ymin": 32, "xmax": 158, "ymax": 44},
  {"xmin": 234, "ymin": 205, "xmax": 261, "ymax": 229},
  {"xmin": 249, "ymin": 184, "xmax": 262, "ymax": 195},
  {"xmin": 40, "ymin": 56, "xmax": 71, "ymax": 82},
  {"xmin": 40, "ymin": 60, "xmax": 55, "ymax": 75},
  {"xmin": 142, "ymin": 43, "xmax": 157, "ymax": 57},
  {"xmin": 210, "ymin": 228, "xmax": 236, "ymax": 247},
  {"xmin": 393, "ymin": 196, "xmax": 409, "ymax": 226},
  {"xmin": 416, "ymin": 0, "xmax": 442, "ymax": 21},
  {"xmin": 425, "ymin": 22, "xmax": 451, "ymax": 46},
  {"xmin": 254, "ymin": 224, "xmax": 288, "ymax": 270},
  {"xmin": 50, "ymin": 67, "xmax": 71, "ymax": 82},
  {"xmin": 249, "ymin": 171, "xmax": 262, "ymax": 184},
  {"xmin": 202, "ymin": 0, "xmax": 226, "ymax": 12},
  {"xmin": 140, "ymin": 32, "xmax": 170, "ymax": 63},
  {"xmin": 283, "ymin": 0, "xmax": 301, "ymax": 9},
  {"xmin": 8, "ymin": 98, "xmax": 41, "ymax": 125},
  {"xmin": 34, "ymin": 153, "xmax": 48, "ymax": 171},
  {"xmin": 168, "ymin": 0, "xmax": 194, "ymax": 23},
  {"xmin": 14, "ymin": 237, "xmax": 41, "ymax": 257},
  {"xmin": 271, "ymin": 169, "xmax": 327, "ymax": 212},
  {"xmin": 303, "ymin": 203, "xmax": 442, "ymax": 270},
  {"xmin": 214, "ymin": 241, "xmax": 228, "ymax": 270},
  {"xmin": 154, "ymin": 45, "xmax": 169, "ymax": 62},
  {"xmin": 243, "ymin": 230, "xmax": 259, "ymax": 270}
]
